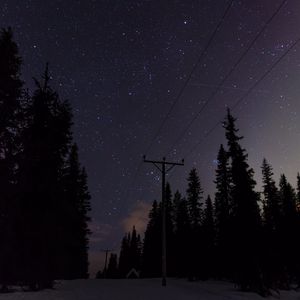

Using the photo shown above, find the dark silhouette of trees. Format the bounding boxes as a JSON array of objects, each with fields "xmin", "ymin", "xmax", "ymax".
[
  {"xmin": 202, "ymin": 195, "xmax": 215, "ymax": 279},
  {"xmin": 112, "ymin": 108, "xmax": 300, "ymax": 295},
  {"xmin": 128, "ymin": 226, "xmax": 142, "ymax": 272},
  {"xmin": 62, "ymin": 144, "xmax": 91, "ymax": 279},
  {"xmin": 0, "ymin": 27, "xmax": 24, "ymax": 291},
  {"xmin": 214, "ymin": 144, "xmax": 231, "ymax": 279},
  {"xmin": 223, "ymin": 109, "xmax": 263, "ymax": 292},
  {"xmin": 18, "ymin": 67, "xmax": 74, "ymax": 288},
  {"xmin": 186, "ymin": 168, "xmax": 203, "ymax": 228},
  {"xmin": 118, "ymin": 233, "xmax": 131, "ymax": 278},
  {"xmin": 261, "ymin": 159, "xmax": 281, "ymax": 233},
  {"xmin": 260, "ymin": 159, "xmax": 287, "ymax": 289},
  {"xmin": 296, "ymin": 173, "xmax": 300, "ymax": 208},
  {"xmin": 119, "ymin": 226, "xmax": 142, "ymax": 278},
  {"xmin": 0, "ymin": 27, "xmax": 92, "ymax": 291},
  {"xmin": 142, "ymin": 200, "xmax": 161, "ymax": 277},
  {"xmin": 163, "ymin": 182, "xmax": 176, "ymax": 276},
  {"xmin": 279, "ymin": 174, "xmax": 299, "ymax": 282},
  {"xmin": 106, "ymin": 254, "xmax": 118, "ymax": 279},
  {"xmin": 186, "ymin": 168, "xmax": 203, "ymax": 280},
  {"xmin": 5, "ymin": 25, "xmax": 300, "ymax": 295},
  {"xmin": 173, "ymin": 191, "xmax": 190, "ymax": 277}
]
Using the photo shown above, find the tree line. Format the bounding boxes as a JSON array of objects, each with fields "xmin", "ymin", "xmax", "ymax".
[
  {"xmin": 103, "ymin": 109, "xmax": 300, "ymax": 296},
  {"xmin": 0, "ymin": 28, "xmax": 91, "ymax": 291}
]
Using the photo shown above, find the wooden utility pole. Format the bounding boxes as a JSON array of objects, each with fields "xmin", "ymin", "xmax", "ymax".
[
  {"xmin": 101, "ymin": 249, "xmax": 112, "ymax": 278},
  {"xmin": 143, "ymin": 156, "xmax": 184, "ymax": 286}
]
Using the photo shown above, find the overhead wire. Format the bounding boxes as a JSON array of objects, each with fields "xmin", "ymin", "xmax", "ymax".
[
  {"xmin": 185, "ymin": 34, "xmax": 300, "ymax": 158},
  {"xmin": 143, "ymin": 0, "xmax": 234, "ymax": 157},
  {"xmin": 165, "ymin": 0, "xmax": 288, "ymax": 156}
]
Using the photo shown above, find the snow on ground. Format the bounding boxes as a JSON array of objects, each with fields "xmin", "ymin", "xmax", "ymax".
[{"xmin": 0, "ymin": 279, "xmax": 299, "ymax": 300}]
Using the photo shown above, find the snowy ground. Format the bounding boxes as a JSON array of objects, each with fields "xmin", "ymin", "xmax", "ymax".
[{"xmin": 0, "ymin": 279, "xmax": 299, "ymax": 300}]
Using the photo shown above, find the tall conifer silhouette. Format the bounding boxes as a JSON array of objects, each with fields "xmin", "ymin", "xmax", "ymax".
[
  {"xmin": 261, "ymin": 159, "xmax": 286, "ymax": 289},
  {"xmin": 18, "ymin": 66, "xmax": 72, "ymax": 289},
  {"xmin": 223, "ymin": 109, "xmax": 262, "ymax": 291},
  {"xmin": 142, "ymin": 200, "xmax": 161, "ymax": 277},
  {"xmin": 0, "ymin": 27, "xmax": 24, "ymax": 291},
  {"xmin": 63, "ymin": 144, "xmax": 91, "ymax": 279},
  {"xmin": 186, "ymin": 168, "xmax": 203, "ymax": 279},
  {"xmin": 214, "ymin": 144, "xmax": 231, "ymax": 278},
  {"xmin": 173, "ymin": 191, "xmax": 190, "ymax": 277}
]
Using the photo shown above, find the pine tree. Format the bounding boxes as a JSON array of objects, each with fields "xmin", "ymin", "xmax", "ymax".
[
  {"xmin": 173, "ymin": 191, "xmax": 190, "ymax": 277},
  {"xmin": 119, "ymin": 226, "xmax": 142, "ymax": 278},
  {"xmin": 261, "ymin": 159, "xmax": 286, "ymax": 289},
  {"xmin": 214, "ymin": 144, "xmax": 231, "ymax": 278},
  {"xmin": 106, "ymin": 254, "xmax": 118, "ymax": 279},
  {"xmin": 261, "ymin": 159, "xmax": 280, "ymax": 233},
  {"xmin": 202, "ymin": 195, "xmax": 215, "ymax": 279},
  {"xmin": 18, "ymin": 66, "xmax": 73, "ymax": 289},
  {"xmin": 223, "ymin": 109, "xmax": 262, "ymax": 291},
  {"xmin": 186, "ymin": 168, "xmax": 203, "ymax": 279},
  {"xmin": 162, "ymin": 183, "xmax": 176, "ymax": 276},
  {"xmin": 279, "ymin": 174, "xmax": 299, "ymax": 281},
  {"xmin": 186, "ymin": 168, "xmax": 203, "ymax": 228},
  {"xmin": 62, "ymin": 144, "xmax": 91, "ymax": 279},
  {"xmin": 141, "ymin": 200, "xmax": 161, "ymax": 277},
  {"xmin": 128, "ymin": 226, "xmax": 141, "ymax": 271},
  {"xmin": 296, "ymin": 173, "xmax": 300, "ymax": 209},
  {"xmin": 0, "ymin": 27, "xmax": 24, "ymax": 290},
  {"xmin": 118, "ymin": 233, "xmax": 131, "ymax": 278},
  {"xmin": 279, "ymin": 174, "xmax": 297, "ymax": 220}
]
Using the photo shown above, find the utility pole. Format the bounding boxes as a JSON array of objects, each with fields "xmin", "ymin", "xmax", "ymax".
[
  {"xmin": 101, "ymin": 249, "xmax": 112, "ymax": 278},
  {"xmin": 143, "ymin": 156, "xmax": 184, "ymax": 287}
]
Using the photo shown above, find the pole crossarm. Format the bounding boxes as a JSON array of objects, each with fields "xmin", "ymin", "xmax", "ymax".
[{"xmin": 143, "ymin": 156, "xmax": 184, "ymax": 167}]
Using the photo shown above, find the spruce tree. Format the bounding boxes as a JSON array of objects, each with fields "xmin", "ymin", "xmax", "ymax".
[
  {"xmin": 142, "ymin": 200, "xmax": 161, "ymax": 277},
  {"xmin": 107, "ymin": 254, "xmax": 118, "ymax": 279},
  {"xmin": 163, "ymin": 182, "xmax": 175, "ymax": 276},
  {"xmin": 118, "ymin": 233, "xmax": 131, "ymax": 278},
  {"xmin": 261, "ymin": 159, "xmax": 280, "ymax": 234},
  {"xmin": 214, "ymin": 144, "xmax": 231, "ymax": 278},
  {"xmin": 18, "ymin": 66, "xmax": 72, "ymax": 289},
  {"xmin": 63, "ymin": 144, "xmax": 91, "ymax": 279},
  {"xmin": 202, "ymin": 195, "xmax": 215, "ymax": 279},
  {"xmin": 296, "ymin": 173, "xmax": 300, "ymax": 209},
  {"xmin": 279, "ymin": 174, "xmax": 299, "ymax": 281},
  {"xmin": 0, "ymin": 27, "xmax": 23, "ymax": 290},
  {"xmin": 186, "ymin": 168, "xmax": 203, "ymax": 228},
  {"xmin": 261, "ymin": 159, "xmax": 286, "ymax": 289},
  {"xmin": 186, "ymin": 168, "xmax": 203, "ymax": 279},
  {"xmin": 128, "ymin": 226, "xmax": 141, "ymax": 272},
  {"xmin": 119, "ymin": 226, "xmax": 142, "ymax": 277},
  {"xmin": 173, "ymin": 191, "xmax": 190, "ymax": 277},
  {"xmin": 223, "ymin": 109, "xmax": 262, "ymax": 291}
]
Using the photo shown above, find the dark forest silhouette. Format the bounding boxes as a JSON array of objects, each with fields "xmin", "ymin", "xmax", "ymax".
[
  {"xmin": 0, "ymin": 28, "xmax": 91, "ymax": 291},
  {"xmin": 103, "ymin": 109, "xmax": 300, "ymax": 297},
  {"xmin": 2, "ymin": 26, "xmax": 300, "ymax": 297}
]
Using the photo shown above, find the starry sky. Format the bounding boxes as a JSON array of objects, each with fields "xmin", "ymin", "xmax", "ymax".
[{"xmin": 2, "ymin": 0, "xmax": 300, "ymax": 275}]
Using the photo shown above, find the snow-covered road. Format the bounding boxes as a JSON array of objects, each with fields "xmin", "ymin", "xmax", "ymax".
[{"xmin": 0, "ymin": 279, "xmax": 299, "ymax": 300}]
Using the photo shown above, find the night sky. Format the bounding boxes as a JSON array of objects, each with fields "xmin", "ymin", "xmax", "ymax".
[{"xmin": 2, "ymin": 0, "xmax": 300, "ymax": 275}]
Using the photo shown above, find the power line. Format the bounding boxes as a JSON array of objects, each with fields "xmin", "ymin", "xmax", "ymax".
[
  {"xmin": 143, "ymin": 0, "xmax": 234, "ymax": 156},
  {"xmin": 165, "ymin": 0, "xmax": 287, "ymax": 156},
  {"xmin": 186, "ymin": 35, "xmax": 300, "ymax": 157}
]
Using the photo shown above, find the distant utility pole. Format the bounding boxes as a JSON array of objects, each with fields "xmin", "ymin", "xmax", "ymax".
[
  {"xmin": 143, "ymin": 156, "xmax": 184, "ymax": 287},
  {"xmin": 101, "ymin": 249, "xmax": 113, "ymax": 278}
]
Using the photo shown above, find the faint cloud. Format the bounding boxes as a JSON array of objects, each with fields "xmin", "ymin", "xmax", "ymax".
[{"xmin": 122, "ymin": 201, "xmax": 151, "ymax": 234}]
